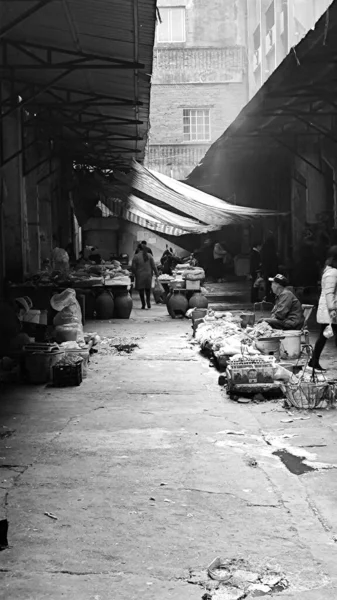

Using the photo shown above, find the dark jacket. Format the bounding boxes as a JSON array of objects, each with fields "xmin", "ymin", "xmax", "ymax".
[
  {"xmin": 132, "ymin": 252, "xmax": 158, "ymax": 290},
  {"xmin": 250, "ymin": 248, "xmax": 261, "ymax": 278},
  {"xmin": 271, "ymin": 288, "xmax": 304, "ymax": 329},
  {"xmin": 261, "ymin": 238, "xmax": 278, "ymax": 277},
  {"xmin": 136, "ymin": 246, "xmax": 153, "ymax": 256}
]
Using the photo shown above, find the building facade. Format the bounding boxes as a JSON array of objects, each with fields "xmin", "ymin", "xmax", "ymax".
[
  {"xmin": 246, "ymin": 0, "xmax": 332, "ymax": 98},
  {"xmin": 145, "ymin": 0, "xmax": 248, "ymax": 180}
]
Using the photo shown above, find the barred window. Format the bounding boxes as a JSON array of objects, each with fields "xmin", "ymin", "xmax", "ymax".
[{"xmin": 183, "ymin": 109, "xmax": 210, "ymax": 142}]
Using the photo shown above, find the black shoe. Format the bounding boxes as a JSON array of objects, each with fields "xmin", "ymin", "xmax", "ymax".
[
  {"xmin": 141, "ymin": 306, "xmax": 146, "ymax": 310},
  {"xmin": 308, "ymin": 359, "xmax": 326, "ymax": 372},
  {"xmin": 147, "ymin": 304, "xmax": 151, "ymax": 309}
]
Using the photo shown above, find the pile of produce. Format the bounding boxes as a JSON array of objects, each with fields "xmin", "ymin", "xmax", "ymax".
[
  {"xmin": 173, "ymin": 264, "xmax": 205, "ymax": 281},
  {"xmin": 246, "ymin": 321, "xmax": 283, "ymax": 339},
  {"xmin": 195, "ymin": 312, "xmax": 284, "ymax": 358},
  {"xmin": 18, "ymin": 260, "xmax": 131, "ymax": 289}
]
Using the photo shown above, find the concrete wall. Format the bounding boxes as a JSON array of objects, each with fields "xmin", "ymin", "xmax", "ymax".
[
  {"xmin": 246, "ymin": 0, "xmax": 333, "ymax": 99},
  {"xmin": 82, "ymin": 217, "xmax": 187, "ymax": 264}
]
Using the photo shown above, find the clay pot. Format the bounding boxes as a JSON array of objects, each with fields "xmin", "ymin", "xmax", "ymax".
[
  {"xmin": 189, "ymin": 292, "xmax": 208, "ymax": 309},
  {"xmin": 167, "ymin": 291, "xmax": 189, "ymax": 319},
  {"xmin": 83, "ymin": 290, "xmax": 96, "ymax": 319},
  {"xmin": 166, "ymin": 291, "xmax": 173, "ymax": 314},
  {"xmin": 95, "ymin": 290, "xmax": 114, "ymax": 320},
  {"xmin": 114, "ymin": 291, "xmax": 133, "ymax": 319}
]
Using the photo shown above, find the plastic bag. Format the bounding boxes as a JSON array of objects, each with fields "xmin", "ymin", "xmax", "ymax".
[
  {"xmin": 324, "ymin": 324, "xmax": 334, "ymax": 339},
  {"xmin": 52, "ymin": 247, "xmax": 69, "ymax": 274},
  {"xmin": 53, "ymin": 304, "xmax": 81, "ymax": 326},
  {"xmin": 185, "ymin": 268, "xmax": 205, "ymax": 281},
  {"xmin": 153, "ymin": 278, "xmax": 165, "ymax": 295},
  {"xmin": 51, "ymin": 289, "xmax": 84, "ymax": 343},
  {"xmin": 51, "ymin": 289, "xmax": 77, "ymax": 311}
]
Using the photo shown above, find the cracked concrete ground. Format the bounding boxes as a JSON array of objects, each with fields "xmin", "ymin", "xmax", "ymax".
[{"xmin": 1, "ymin": 295, "xmax": 337, "ymax": 599}]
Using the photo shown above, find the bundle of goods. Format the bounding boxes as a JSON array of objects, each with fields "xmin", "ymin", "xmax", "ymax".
[
  {"xmin": 184, "ymin": 268, "xmax": 205, "ymax": 281},
  {"xmin": 172, "ymin": 265, "xmax": 205, "ymax": 288},
  {"xmin": 51, "ymin": 289, "xmax": 85, "ymax": 344},
  {"xmin": 195, "ymin": 316, "xmax": 246, "ymax": 358},
  {"xmin": 158, "ymin": 274, "xmax": 174, "ymax": 283},
  {"xmin": 246, "ymin": 321, "xmax": 283, "ymax": 340}
]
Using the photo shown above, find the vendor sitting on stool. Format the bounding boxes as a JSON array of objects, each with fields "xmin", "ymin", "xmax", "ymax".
[{"xmin": 258, "ymin": 274, "xmax": 304, "ymax": 330}]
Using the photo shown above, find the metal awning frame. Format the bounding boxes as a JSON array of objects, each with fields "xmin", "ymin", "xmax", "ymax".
[{"xmin": 0, "ymin": 0, "xmax": 157, "ymax": 170}]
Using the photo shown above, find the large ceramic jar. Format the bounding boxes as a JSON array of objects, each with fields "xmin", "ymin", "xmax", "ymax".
[
  {"xmin": 188, "ymin": 292, "xmax": 208, "ymax": 309},
  {"xmin": 83, "ymin": 290, "xmax": 96, "ymax": 319},
  {"xmin": 114, "ymin": 290, "xmax": 133, "ymax": 319},
  {"xmin": 166, "ymin": 291, "xmax": 173, "ymax": 314},
  {"xmin": 95, "ymin": 290, "xmax": 114, "ymax": 320},
  {"xmin": 168, "ymin": 291, "xmax": 188, "ymax": 319}
]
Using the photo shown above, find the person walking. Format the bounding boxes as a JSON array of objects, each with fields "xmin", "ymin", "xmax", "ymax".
[
  {"xmin": 132, "ymin": 245, "xmax": 158, "ymax": 310},
  {"xmin": 310, "ymin": 246, "xmax": 337, "ymax": 371},
  {"xmin": 250, "ymin": 241, "xmax": 262, "ymax": 303},
  {"xmin": 213, "ymin": 240, "xmax": 229, "ymax": 282},
  {"xmin": 261, "ymin": 233, "xmax": 279, "ymax": 302}
]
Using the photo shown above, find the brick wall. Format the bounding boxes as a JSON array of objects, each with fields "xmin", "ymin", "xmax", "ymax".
[
  {"xmin": 148, "ymin": 0, "xmax": 249, "ymax": 179},
  {"xmin": 148, "ymin": 82, "xmax": 247, "ymax": 145},
  {"xmin": 152, "ymin": 47, "xmax": 245, "ymax": 84}
]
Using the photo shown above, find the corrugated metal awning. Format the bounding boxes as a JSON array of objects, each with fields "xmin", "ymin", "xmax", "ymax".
[
  {"xmin": 185, "ymin": 1, "xmax": 337, "ymax": 193},
  {"xmin": 0, "ymin": 0, "xmax": 157, "ymax": 170}
]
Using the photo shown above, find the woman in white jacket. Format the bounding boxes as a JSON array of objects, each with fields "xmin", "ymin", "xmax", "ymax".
[{"xmin": 311, "ymin": 246, "xmax": 337, "ymax": 370}]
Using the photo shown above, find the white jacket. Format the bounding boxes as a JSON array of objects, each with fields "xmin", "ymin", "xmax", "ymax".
[{"xmin": 317, "ymin": 266, "xmax": 337, "ymax": 324}]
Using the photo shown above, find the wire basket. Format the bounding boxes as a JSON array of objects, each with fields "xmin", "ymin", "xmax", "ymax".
[
  {"xmin": 282, "ymin": 345, "xmax": 337, "ymax": 409},
  {"xmin": 283, "ymin": 380, "xmax": 335, "ymax": 409}
]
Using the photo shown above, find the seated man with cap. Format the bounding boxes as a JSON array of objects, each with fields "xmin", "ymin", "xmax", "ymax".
[{"xmin": 259, "ymin": 274, "xmax": 304, "ymax": 330}]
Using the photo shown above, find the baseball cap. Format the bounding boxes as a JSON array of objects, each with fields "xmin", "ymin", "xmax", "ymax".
[{"xmin": 268, "ymin": 274, "xmax": 288, "ymax": 287}]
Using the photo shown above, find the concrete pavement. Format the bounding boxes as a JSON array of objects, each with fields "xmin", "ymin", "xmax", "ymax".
[{"xmin": 1, "ymin": 297, "xmax": 337, "ymax": 599}]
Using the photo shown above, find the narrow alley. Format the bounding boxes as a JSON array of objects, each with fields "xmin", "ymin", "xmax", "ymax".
[{"xmin": 1, "ymin": 300, "xmax": 337, "ymax": 600}]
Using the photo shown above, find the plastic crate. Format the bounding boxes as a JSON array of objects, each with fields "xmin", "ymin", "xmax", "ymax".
[{"xmin": 52, "ymin": 359, "xmax": 83, "ymax": 387}]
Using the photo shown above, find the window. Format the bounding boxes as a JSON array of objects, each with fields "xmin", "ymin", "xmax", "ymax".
[
  {"xmin": 265, "ymin": 1, "xmax": 276, "ymax": 54},
  {"xmin": 253, "ymin": 25, "xmax": 261, "ymax": 71},
  {"xmin": 157, "ymin": 7, "xmax": 185, "ymax": 43},
  {"xmin": 183, "ymin": 109, "xmax": 210, "ymax": 142}
]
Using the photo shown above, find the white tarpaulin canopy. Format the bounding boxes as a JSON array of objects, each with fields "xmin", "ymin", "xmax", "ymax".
[
  {"xmin": 113, "ymin": 160, "xmax": 287, "ymax": 227},
  {"xmin": 101, "ymin": 197, "xmax": 217, "ymax": 236}
]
